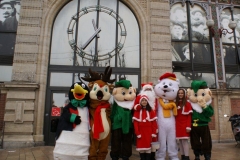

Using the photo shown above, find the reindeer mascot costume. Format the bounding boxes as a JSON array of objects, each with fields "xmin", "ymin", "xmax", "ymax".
[{"xmin": 81, "ymin": 66, "xmax": 115, "ymax": 160}]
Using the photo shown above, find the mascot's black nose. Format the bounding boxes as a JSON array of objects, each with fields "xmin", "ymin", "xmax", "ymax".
[{"xmin": 164, "ymin": 85, "xmax": 168, "ymax": 88}]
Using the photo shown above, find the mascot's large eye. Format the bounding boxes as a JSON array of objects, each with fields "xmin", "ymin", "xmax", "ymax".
[
  {"xmin": 93, "ymin": 84, "xmax": 98, "ymax": 91},
  {"xmin": 202, "ymin": 93, "xmax": 205, "ymax": 96},
  {"xmin": 194, "ymin": 93, "xmax": 197, "ymax": 97},
  {"xmin": 81, "ymin": 83, "xmax": 85, "ymax": 88},
  {"xmin": 169, "ymin": 82, "xmax": 172, "ymax": 86},
  {"xmin": 129, "ymin": 90, "xmax": 132, "ymax": 94},
  {"xmin": 122, "ymin": 91, "xmax": 125, "ymax": 95},
  {"xmin": 104, "ymin": 86, "xmax": 108, "ymax": 92},
  {"xmin": 163, "ymin": 82, "xmax": 165, "ymax": 85}
]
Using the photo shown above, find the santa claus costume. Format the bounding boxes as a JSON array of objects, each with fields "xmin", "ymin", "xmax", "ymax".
[
  {"xmin": 133, "ymin": 95, "xmax": 158, "ymax": 160},
  {"xmin": 175, "ymin": 88, "xmax": 192, "ymax": 160}
]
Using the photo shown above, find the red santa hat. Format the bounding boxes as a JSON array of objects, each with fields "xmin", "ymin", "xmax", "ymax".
[
  {"xmin": 141, "ymin": 82, "xmax": 153, "ymax": 88},
  {"xmin": 139, "ymin": 94, "xmax": 149, "ymax": 103},
  {"xmin": 134, "ymin": 94, "xmax": 151, "ymax": 110},
  {"xmin": 159, "ymin": 72, "xmax": 177, "ymax": 81}
]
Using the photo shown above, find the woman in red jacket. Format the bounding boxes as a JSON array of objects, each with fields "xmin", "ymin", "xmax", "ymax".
[
  {"xmin": 175, "ymin": 89, "xmax": 192, "ymax": 160},
  {"xmin": 133, "ymin": 95, "xmax": 158, "ymax": 160}
]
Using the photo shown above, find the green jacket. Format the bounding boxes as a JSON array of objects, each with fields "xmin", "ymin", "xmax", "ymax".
[
  {"xmin": 192, "ymin": 105, "xmax": 214, "ymax": 127},
  {"xmin": 110, "ymin": 101, "xmax": 133, "ymax": 133}
]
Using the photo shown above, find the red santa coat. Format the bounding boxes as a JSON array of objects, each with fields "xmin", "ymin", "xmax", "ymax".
[
  {"xmin": 175, "ymin": 101, "xmax": 192, "ymax": 139},
  {"xmin": 133, "ymin": 105, "xmax": 158, "ymax": 151}
]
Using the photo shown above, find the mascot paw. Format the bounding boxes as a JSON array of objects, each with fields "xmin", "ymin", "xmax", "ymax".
[
  {"xmin": 74, "ymin": 116, "xmax": 81, "ymax": 125},
  {"xmin": 137, "ymin": 135, "xmax": 141, "ymax": 138},
  {"xmin": 199, "ymin": 101, "xmax": 206, "ymax": 108}
]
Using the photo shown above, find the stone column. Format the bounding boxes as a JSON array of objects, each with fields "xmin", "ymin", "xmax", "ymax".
[
  {"xmin": 149, "ymin": 1, "xmax": 172, "ymax": 83},
  {"xmin": 3, "ymin": 0, "xmax": 43, "ymax": 148}
]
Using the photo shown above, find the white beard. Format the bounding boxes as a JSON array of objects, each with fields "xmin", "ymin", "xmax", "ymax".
[
  {"xmin": 114, "ymin": 99, "xmax": 135, "ymax": 110},
  {"xmin": 189, "ymin": 99, "xmax": 212, "ymax": 113},
  {"xmin": 190, "ymin": 102, "xmax": 203, "ymax": 113}
]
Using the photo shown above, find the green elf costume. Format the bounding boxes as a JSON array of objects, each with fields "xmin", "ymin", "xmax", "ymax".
[
  {"xmin": 188, "ymin": 81, "xmax": 214, "ymax": 160},
  {"xmin": 110, "ymin": 80, "xmax": 136, "ymax": 160}
]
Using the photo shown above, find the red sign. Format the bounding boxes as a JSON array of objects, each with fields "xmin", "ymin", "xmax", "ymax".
[{"xmin": 51, "ymin": 107, "xmax": 61, "ymax": 116}]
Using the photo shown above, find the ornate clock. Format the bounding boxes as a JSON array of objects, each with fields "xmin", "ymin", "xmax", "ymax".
[{"xmin": 67, "ymin": 5, "xmax": 127, "ymax": 62}]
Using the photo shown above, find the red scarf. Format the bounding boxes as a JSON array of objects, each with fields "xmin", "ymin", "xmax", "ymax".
[
  {"xmin": 93, "ymin": 102, "xmax": 110, "ymax": 139},
  {"xmin": 69, "ymin": 107, "xmax": 78, "ymax": 128}
]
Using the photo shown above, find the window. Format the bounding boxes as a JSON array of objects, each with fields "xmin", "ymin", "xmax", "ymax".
[
  {"xmin": 49, "ymin": 0, "xmax": 140, "ymax": 87},
  {"xmin": 170, "ymin": 1, "xmax": 216, "ymax": 88},
  {"xmin": 220, "ymin": 7, "xmax": 240, "ymax": 88},
  {"xmin": 0, "ymin": 0, "xmax": 21, "ymax": 81}
]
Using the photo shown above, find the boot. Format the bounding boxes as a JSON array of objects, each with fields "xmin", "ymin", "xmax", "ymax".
[
  {"xmin": 145, "ymin": 153, "xmax": 151, "ymax": 160},
  {"xmin": 184, "ymin": 156, "xmax": 190, "ymax": 160},
  {"xmin": 194, "ymin": 155, "xmax": 200, "ymax": 160},
  {"xmin": 111, "ymin": 156, "xmax": 119, "ymax": 160},
  {"xmin": 121, "ymin": 156, "xmax": 129, "ymax": 160},
  {"xmin": 193, "ymin": 150, "xmax": 200, "ymax": 160},
  {"xmin": 150, "ymin": 152, "xmax": 155, "ymax": 160},
  {"xmin": 181, "ymin": 155, "xmax": 185, "ymax": 160},
  {"xmin": 140, "ymin": 153, "xmax": 146, "ymax": 160},
  {"xmin": 204, "ymin": 153, "xmax": 211, "ymax": 160}
]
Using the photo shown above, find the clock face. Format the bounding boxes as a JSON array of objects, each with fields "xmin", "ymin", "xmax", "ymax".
[{"xmin": 67, "ymin": 5, "xmax": 127, "ymax": 63}]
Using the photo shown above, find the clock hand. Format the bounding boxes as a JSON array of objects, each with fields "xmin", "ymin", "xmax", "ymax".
[
  {"xmin": 92, "ymin": 19, "xmax": 100, "ymax": 38},
  {"xmin": 81, "ymin": 27, "xmax": 101, "ymax": 50}
]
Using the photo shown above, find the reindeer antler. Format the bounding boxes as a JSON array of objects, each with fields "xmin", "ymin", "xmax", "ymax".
[
  {"xmin": 81, "ymin": 66, "xmax": 116, "ymax": 83},
  {"xmin": 81, "ymin": 68, "xmax": 101, "ymax": 82},
  {"xmin": 102, "ymin": 66, "xmax": 116, "ymax": 83}
]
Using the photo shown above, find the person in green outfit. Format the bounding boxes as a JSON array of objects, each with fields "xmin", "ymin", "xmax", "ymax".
[
  {"xmin": 110, "ymin": 79, "xmax": 137, "ymax": 160},
  {"xmin": 187, "ymin": 80, "xmax": 214, "ymax": 160}
]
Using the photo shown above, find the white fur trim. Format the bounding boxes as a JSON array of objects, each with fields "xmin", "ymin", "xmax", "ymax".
[
  {"xmin": 136, "ymin": 147, "xmax": 151, "ymax": 151},
  {"xmin": 132, "ymin": 110, "xmax": 142, "ymax": 122},
  {"xmin": 152, "ymin": 134, "xmax": 157, "ymax": 137},
  {"xmin": 134, "ymin": 104, "xmax": 140, "ymax": 110},
  {"xmin": 176, "ymin": 137, "xmax": 190, "ymax": 139},
  {"xmin": 186, "ymin": 127, "xmax": 191, "ymax": 130},
  {"xmin": 147, "ymin": 116, "xmax": 158, "ymax": 121},
  {"xmin": 181, "ymin": 106, "xmax": 193, "ymax": 115},
  {"xmin": 133, "ymin": 110, "xmax": 157, "ymax": 122}
]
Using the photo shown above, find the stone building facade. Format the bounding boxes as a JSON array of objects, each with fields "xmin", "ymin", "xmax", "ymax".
[{"xmin": 0, "ymin": 0, "xmax": 239, "ymax": 148}]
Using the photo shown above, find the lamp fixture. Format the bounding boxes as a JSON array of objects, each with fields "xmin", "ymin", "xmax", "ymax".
[
  {"xmin": 206, "ymin": 19, "xmax": 215, "ymax": 37},
  {"xmin": 218, "ymin": 20, "xmax": 237, "ymax": 38}
]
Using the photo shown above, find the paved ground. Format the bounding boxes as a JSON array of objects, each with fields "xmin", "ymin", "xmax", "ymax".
[{"xmin": 0, "ymin": 142, "xmax": 240, "ymax": 160}]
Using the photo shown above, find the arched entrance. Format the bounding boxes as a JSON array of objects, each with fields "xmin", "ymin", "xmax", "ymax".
[{"xmin": 43, "ymin": 0, "xmax": 141, "ymax": 145}]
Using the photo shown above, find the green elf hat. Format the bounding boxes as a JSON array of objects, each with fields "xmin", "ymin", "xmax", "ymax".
[
  {"xmin": 191, "ymin": 80, "xmax": 208, "ymax": 93},
  {"xmin": 115, "ymin": 80, "xmax": 132, "ymax": 89}
]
